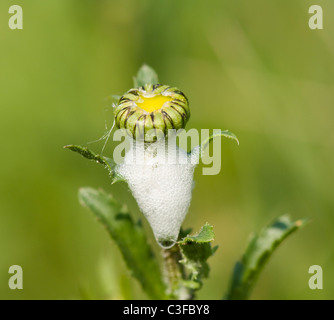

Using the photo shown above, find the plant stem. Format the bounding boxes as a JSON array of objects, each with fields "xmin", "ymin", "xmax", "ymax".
[{"xmin": 162, "ymin": 245, "xmax": 192, "ymax": 300}]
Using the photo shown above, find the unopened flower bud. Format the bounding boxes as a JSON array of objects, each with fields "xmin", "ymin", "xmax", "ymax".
[{"xmin": 114, "ymin": 84, "xmax": 190, "ymax": 142}]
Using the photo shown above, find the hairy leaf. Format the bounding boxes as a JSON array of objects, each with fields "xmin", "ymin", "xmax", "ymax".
[
  {"xmin": 64, "ymin": 145, "xmax": 123, "ymax": 184},
  {"xmin": 226, "ymin": 215, "xmax": 308, "ymax": 300},
  {"xmin": 178, "ymin": 224, "xmax": 218, "ymax": 291},
  {"xmin": 179, "ymin": 224, "xmax": 215, "ymax": 244},
  {"xmin": 79, "ymin": 187, "xmax": 167, "ymax": 300}
]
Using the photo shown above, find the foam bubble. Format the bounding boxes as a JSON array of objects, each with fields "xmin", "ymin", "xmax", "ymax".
[{"xmin": 116, "ymin": 136, "xmax": 198, "ymax": 247}]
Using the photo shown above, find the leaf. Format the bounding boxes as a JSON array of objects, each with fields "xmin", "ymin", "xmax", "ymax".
[
  {"xmin": 191, "ymin": 130, "xmax": 239, "ymax": 160},
  {"xmin": 133, "ymin": 64, "xmax": 159, "ymax": 87},
  {"xmin": 200, "ymin": 130, "xmax": 239, "ymax": 158},
  {"xmin": 226, "ymin": 215, "xmax": 308, "ymax": 300},
  {"xmin": 79, "ymin": 187, "xmax": 167, "ymax": 300},
  {"xmin": 179, "ymin": 223, "xmax": 215, "ymax": 244},
  {"xmin": 178, "ymin": 224, "xmax": 218, "ymax": 292},
  {"xmin": 64, "ymin": 145, "xmax": 124, "ymax": 184}
]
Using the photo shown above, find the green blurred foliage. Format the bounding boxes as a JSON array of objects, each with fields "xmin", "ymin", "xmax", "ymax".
[{"xmin": 0, "ymin": 0, "xmax": 333, "ymax": 299}]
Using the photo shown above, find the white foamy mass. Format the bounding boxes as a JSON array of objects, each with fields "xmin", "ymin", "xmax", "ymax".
[{"xmin": 116, "ymin": 136, "xmax": 199, "ymax": 248}]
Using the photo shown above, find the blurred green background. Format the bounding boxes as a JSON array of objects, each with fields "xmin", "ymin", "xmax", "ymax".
[{"xmin": 0, "ymin": 0, "xmax": 333, "ymax": 300}]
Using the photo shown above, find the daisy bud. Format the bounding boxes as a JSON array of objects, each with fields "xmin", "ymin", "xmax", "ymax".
[{"xmin": 114, "ymin": 84, "xmax": 190, "ymax": 142}]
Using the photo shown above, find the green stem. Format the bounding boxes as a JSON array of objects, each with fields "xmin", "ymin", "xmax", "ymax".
[{"xmin": 162, "ymin": 246, "xmax": 192, "ymax": 300}]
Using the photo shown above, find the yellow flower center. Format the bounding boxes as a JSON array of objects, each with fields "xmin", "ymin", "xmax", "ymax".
[{"xmin": 137, "ymin": 94, "xmax": 173, "ymax": 112}]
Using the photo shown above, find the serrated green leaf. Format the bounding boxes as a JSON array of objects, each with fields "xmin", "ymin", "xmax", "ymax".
[
  {"xmin": 79, "ymin": 187, "xmax": 167, "ymax": 300},
  {"xmin": 133, "ymin": 64, "xmax": 159, "ymax": 87},
  {"xmin": 226, "ymin": 215, "xmax": 308, "ymax": 300},
  {"xmin": 179, "ymin": 223, "xmax": 215, "ymax": 244},
  {"xmin": 64, "ymin": 145, "xmax": 124, "ymax": 184},
  {"xmin": 177, "ymin": 224, "xmax": 217, "ymax": 294}
]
